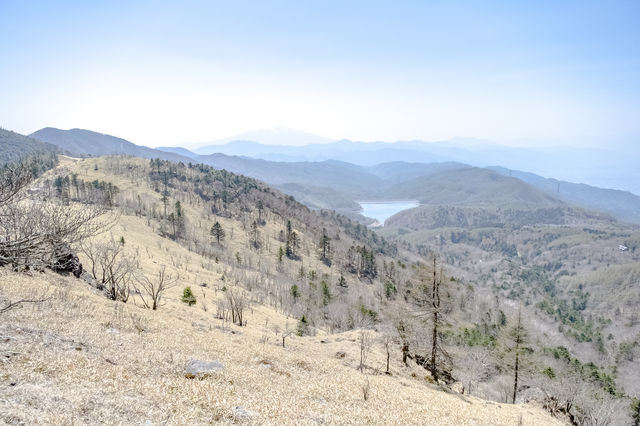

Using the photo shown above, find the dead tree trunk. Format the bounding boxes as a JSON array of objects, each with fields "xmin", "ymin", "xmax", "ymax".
[
  {"xmin": 512, "ymin": 307, "xmax": 523, "ymax": 404},
  {"xmin": 430, "ymin": 255, "xmax": 440, "ymax": 383}
]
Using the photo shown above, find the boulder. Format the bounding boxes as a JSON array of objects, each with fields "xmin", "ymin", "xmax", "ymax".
[{"xmin": 184, "ymin": 359, "xmax": 224, "ymax": 379}]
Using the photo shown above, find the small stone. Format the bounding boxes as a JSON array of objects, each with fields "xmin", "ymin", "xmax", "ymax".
[
  {"xmin": 232, "ymin": 406, "xmax": 253, "ymax": 419},
  {"xmin": 335, "ymin": 351, "xmax": 346, "ymax": 359}
]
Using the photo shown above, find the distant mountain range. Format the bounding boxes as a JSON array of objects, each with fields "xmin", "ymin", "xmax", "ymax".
[
  {"xmin": 25, "ymin": 127, "xmax": 640, "ymax": 224},
  {"xmin": 172, "ymin": 136, "xmax": 640, "ymax": 196}
]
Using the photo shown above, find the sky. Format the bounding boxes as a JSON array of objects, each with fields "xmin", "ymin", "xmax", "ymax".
[{"xmin": 1, "ymin": 0, "xmax": 639, "ymax": 148}]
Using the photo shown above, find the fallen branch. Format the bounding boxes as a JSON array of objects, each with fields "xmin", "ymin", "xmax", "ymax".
[{"xmin": 0, "ymin": 298, "xmax": 49, "ymax": 314}]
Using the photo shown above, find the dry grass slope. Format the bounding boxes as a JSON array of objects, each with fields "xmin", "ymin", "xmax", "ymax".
[{"xmin": 1, "ymin": 268, "xmax": 562, "ymax": 425}]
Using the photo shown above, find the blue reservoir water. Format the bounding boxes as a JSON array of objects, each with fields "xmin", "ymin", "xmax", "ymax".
[{"xmin": 358, "ymin": 201, "xmax": 419, "ymax": 225}]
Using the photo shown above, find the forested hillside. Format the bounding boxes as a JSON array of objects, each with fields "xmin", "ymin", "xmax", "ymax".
[
  {"xmin": 381, "ymin": 200, "xmax": 640, "ymax": 403},
  {"xmin": 0, "ymin": 127, "xmax": 59, "ymax": 166}
]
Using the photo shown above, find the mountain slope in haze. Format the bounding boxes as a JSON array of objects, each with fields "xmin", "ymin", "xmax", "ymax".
[
  {"xmin": 199, "ymin": 154, "xmax": 388, "ymax": 199},
  {"xmin": 490, "ymin": 166, "xmax": 640, "ymax": 224},
  {"xmin": 386, "ymin": 167, "xmax": 563, "ymax": 209},
  {"xmin": 192, "ymin": 138, "xmax": 639, "ymax": 195},
  {"xmin": 365, "ymin": 161, "xmax": 469, "ymax": 184},
  {"xmin": 194, "ymin": 139, "xmax": 448, "ymax": 164},
  {"xmin": 0, "ymin": 127, "xmax": 59, "ymax": 164},
  {"xmin": 30, "ymin": 127, "xmax": 191, "ymax": 163}
]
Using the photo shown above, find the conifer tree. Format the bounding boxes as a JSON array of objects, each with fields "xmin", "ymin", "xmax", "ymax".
[
  {"xmin": 210, "ymin": 221, "xmax": 225, "ymax": 244},
  {"xmin": 318, "ymin": 227, "xmax": 331, "ymax": 265},
  {"xmin": 509, "ymin": 306, "xmax": 528, "ymax": 404}
]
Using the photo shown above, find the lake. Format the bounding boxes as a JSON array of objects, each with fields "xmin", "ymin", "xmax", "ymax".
[{"xmin": 358, "ymin": 200, "xmax": 419, "ymax": 225}]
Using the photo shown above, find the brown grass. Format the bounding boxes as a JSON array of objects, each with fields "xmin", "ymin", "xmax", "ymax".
[{"xmin": 0, "ymin": 266, "xmax": 563, "ymax": 425}]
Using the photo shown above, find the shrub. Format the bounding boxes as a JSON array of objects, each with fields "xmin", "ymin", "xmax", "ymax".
[{"xmin": 542, "ymin": 367, "xmax": 556, "ymax": 379}]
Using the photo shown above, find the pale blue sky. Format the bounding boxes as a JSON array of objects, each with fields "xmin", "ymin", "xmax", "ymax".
[{"xmin": 1, "ymin": 0, "xmax": 639, "ymax": 147}]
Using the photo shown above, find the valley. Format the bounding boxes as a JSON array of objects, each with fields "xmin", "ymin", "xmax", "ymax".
[{"xmin": 358, "ymin": 200, "xmax": 420, "ymax": 225}]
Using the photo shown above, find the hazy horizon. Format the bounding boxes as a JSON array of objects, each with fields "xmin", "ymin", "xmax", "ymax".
[
  {"xmin": 16, "ymin": 125, "xmax": 640, "ymax": 154},
  {"xmin": 1, "ymin": 1, "xmax": 639, "ymax": 151}
]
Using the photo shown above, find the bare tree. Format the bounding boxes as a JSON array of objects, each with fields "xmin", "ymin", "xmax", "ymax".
[
  {"xmin": 137, "ymin": 264, "xmax": 177, "ymax": 310},
  {"xmin": 358, "ymin": 329, "xmax": 374, "ymax": 372},
  {"xmin": 1, "ymin": 201, "xmax": 110, "ymax": 270},
  {"xmin": 381, "ymin": 333, "xmax": 393, "ymax": 375},
  {"xmin": 395, "ymin": 317, "xmax": 411, "ymax": 365},
  {"xmin": 378, "ymin": 323, "xmax": 397, "ymax": 375},
  {"xmin": 79, "ymin": 238, "xmax": 103, "ymax": 280},
  {"xmin": 457, "ymin": 347, "xmax": 490, "ymax": 395},
  {"xmin": 82, "ymin": 236, "xmax": 137, "ymax": 302},
  {"xmin": 414, "ymin": 254, "xmax": 451, "ymax": 383},
  {"xmin": 226, "ymin": 287, "xmax": 247, "ymax": 326},
  {"xmin": 279, "ymin": 320, "xmax": 294, "ymax": 348},
  {"xmin": 0, "ymin": 162, "xmax": 112, "ymax": 271},
  {"xmin": 428, "ymin": 255, "xmax": 442, "ymax": 382},
  {"xmin": 0, "ymin": 162, "xmax": 32, "ymax": 207}
]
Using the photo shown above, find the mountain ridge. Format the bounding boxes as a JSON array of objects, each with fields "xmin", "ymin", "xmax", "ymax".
[{"xmin": 27, "ymin": 127, "xmax": 640, "ymax": 224}]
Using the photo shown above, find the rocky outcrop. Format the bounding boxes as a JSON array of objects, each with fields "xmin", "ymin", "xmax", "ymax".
[{"xmin": 51, "ymin": 243, "xmax": 83, "ymax": 278}]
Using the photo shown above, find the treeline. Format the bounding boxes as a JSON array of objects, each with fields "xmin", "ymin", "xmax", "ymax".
[{"xmin": 47, "ymin": 174, "xmax": 120, "ymax": 206}]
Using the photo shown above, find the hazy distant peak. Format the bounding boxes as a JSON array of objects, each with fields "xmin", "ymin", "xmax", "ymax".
[
  {"xmin": 156, "ymin": 146, "xmax": 199, "ymax": 158},
  {"xmin": 194, "ymin": 126, "xmax": 336, "ymax": 151}
]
